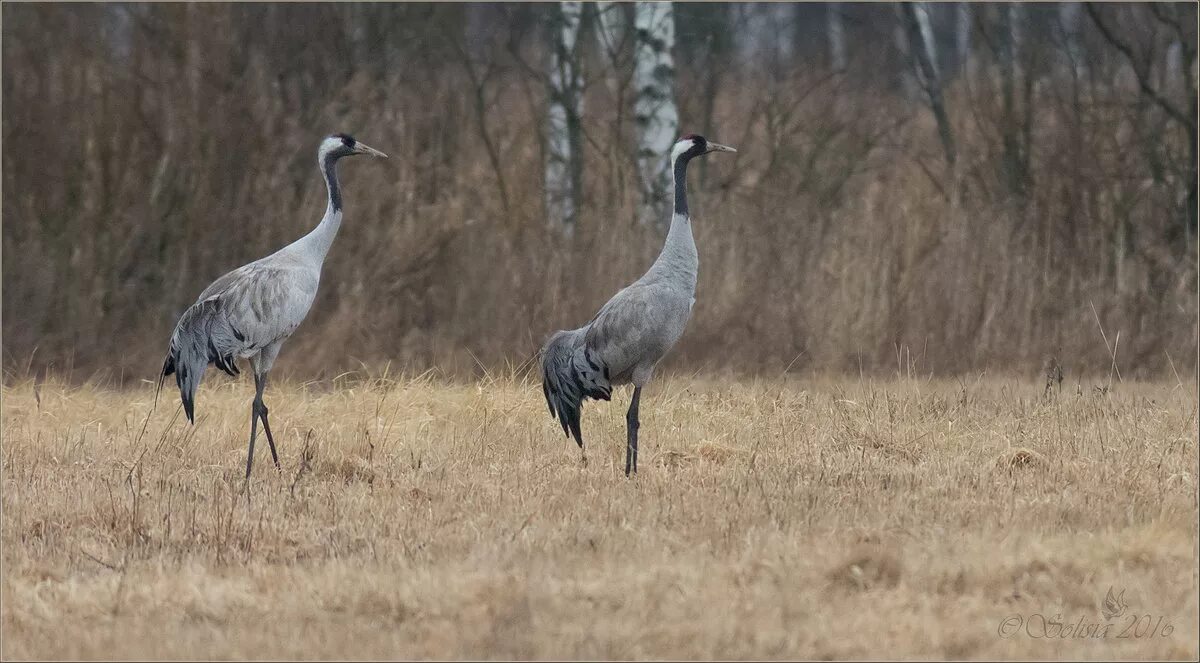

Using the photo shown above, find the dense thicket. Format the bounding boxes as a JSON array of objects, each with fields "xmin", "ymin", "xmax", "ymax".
[{"xmin": 3, "ymin": 3, "xmax": 1195, "ymax": 382}]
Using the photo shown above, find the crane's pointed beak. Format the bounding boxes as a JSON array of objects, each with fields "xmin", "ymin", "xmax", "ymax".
[
  {"xmin": 706, "ymin": 142, "xmax": 737, "ymax": 154},
  {"xmin": 354, "ymin": 142, "xmax": 389, "ymax": 159}
]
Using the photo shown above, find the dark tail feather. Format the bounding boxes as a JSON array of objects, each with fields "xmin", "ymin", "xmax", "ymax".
[
  {"xmin": 181, "ymin": 384, "xmax": 195, "ymax": 423},
  {"xmin": 155, "ymin": 353, "xmax": 174, "ymax": 411},
  {"xmin": 173, "ymin": 356, "xmax": 200, "ymax": 423},
  {"xmin": 541, "ymin": 333, "xmax": 581, "ymax": 446},
  {"xmin": 540, "ymin": 331, "xmax": 609, "ymax": 449},
  {"xmin": 209, "ymin": 338, "xmax": 240, "ymax": 377},
  {"xmin": 167, "ymin": 298, "xmax": 237, "ymax": 425},
  {"xmin": 157, "ymin": 344, "xmax": 197, "ymax": 423}
]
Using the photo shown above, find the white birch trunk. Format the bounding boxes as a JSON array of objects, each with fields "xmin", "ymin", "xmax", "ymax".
[
  {"xmin": 633, "ymin": 1, "xmax": 678, "ymax": 227},
  {"xmin": 956, "ymin": 3, "xmax": 972, "ymax": 79},
  {"xmin": 545, "ymin": 1, "xmax": 584, "ymax": 235},
  {"xmin": 828, "ymin": 2, "xmax": 847, "ymax": 73},
  {"xmin": 1009, "ymin": 4, "xmax": 1024, "ymax": 83},
  {"xmin": 1165, "ymin": 40, "xmax": 1183, "ymax": 97},
  {"xmin": 901, "ymin": 2, "xmax": 955, "ymax": 168},
  {"xmin": 771, "ymin": 3, "xmax": 794, "ymax": 62},
  {"xmin": 915, "ymin": 3, "xmax": 939, "ymax": 82}
]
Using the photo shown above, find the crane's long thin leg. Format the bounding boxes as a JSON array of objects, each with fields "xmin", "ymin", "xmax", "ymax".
[
  {"xmin": 246, "ymin": 400, "xmax": 260, "ymax": 480},
  {"xmin": 254, "ymin": 372, "xmax": 281, "ymax": 471},
  {"xmin": 625, "ymin": 386, "xmax": 642, "ymax": 477},
  {"xmin": 251, "ymin": 371, "xmax": 281, "ymax": 472}
]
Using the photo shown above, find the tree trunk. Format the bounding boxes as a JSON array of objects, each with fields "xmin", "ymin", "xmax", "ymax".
[
  {"xmin": 827, "ymin": 2, "xmax": 847, "ymax": 73},
  {"xmin": 696, "ymin": 3, "xmax": 732, "ymax": 187},
  {"xmin": 1165, "ymin": 41, "xmax": 1182, "ymax": 95},
  {"xmin": 956, "ymin": 3, "xmax": 972, "ymax": 80},
  {"xmin": 901, "ymin": 3, "xmax": 956, "ymax": 170},
  {"xmin": 594, "ymin": 0, "xmax": 626, "ymax": 87},
  {"xmin": 914, "ymin": 3, "xmax": 939, "ymax": 82},
  {"xmin": 545, "ymin": 1, "xmax": 584, "ymax": 236},
  {"xmin": 1059, "ymin": 3, "xmax": 1085, "ymax": 81},
  {"xmin": 893, "ymin": 19, "xmax": 919, "ymax": 101},
  {"xmin": 999, "ymin": 3, "xmax": 1027, "ymax": 206},
  {"xmin": 594, "ymin": 1, "xmax": 629, "ymax": 209},
  {"xmin": 1008, "ymin": 4, "xmax": 1024, "ymax": 82},
  {"xmin": 633, "ymin": 1, "xmax": 678, "ymax": 227}
]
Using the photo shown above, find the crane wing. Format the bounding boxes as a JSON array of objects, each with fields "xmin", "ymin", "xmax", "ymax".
[
  {"xmin": 162, "ymin": 257, "xmax": 319, "ymax": 421},
  {"xmin": 199, "ymin": 259, "xmax": 319, "ymax": 350},
  {"xmin": 583, "ymin": 285, "xmax": 670, "ymax": 381}
]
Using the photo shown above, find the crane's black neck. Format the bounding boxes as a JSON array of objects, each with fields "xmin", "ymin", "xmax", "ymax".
[
  {"xmin": 322, "ymin": 153, "xmax": 342, "ymax": 212},
  {"xmin": 673, "ymin": 153, "xmax": 692, "ymax": 217}
]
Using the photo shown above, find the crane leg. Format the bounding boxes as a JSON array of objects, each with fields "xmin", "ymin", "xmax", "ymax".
[
  {"xmin": 246, "ymin": 400, "xmax": 260, "ymax": 480},
  {"xmin": 254, "ymin": 372, "xmax": 281, "ymax": 472},
  {"xmin": 258, "ymin": 403, "xmax": 280, "ymax": 470},
  {"xmin": 625, "ymin": 386, "xmax": 641, "ymax": 477},
  {"xmin": 245, "ymin": 372, "xmax": 281, "ymax": 479}
]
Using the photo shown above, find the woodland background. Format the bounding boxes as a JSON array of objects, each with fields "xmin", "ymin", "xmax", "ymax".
[{"xmin": 3, "ymin": 2, "xmax": 1196, "ymax": 383}]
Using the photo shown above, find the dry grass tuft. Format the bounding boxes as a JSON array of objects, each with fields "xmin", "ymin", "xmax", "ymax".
[
  {"xmin": 1, "ymin": 375, "xmax": 1197, "ymax": 659},
  {"xmin": 827, "ymin": 544, "xmax": 903, "ymax": 592},
  {"xmin": 995, "ymin": 447, "xmax": 1049, "ymax": 470},
  {"xmin": 696, "ymin": 439, "xmax": 745, "ymax": 464}
]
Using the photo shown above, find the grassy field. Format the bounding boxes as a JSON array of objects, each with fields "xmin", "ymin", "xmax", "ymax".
[{"xmin": 1, "ymin": 373, "xmax": 1196, "ymax": 660}]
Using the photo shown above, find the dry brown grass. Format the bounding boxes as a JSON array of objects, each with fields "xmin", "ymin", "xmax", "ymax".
[{"xmin": 2, "ymin": 374, "xmax": 1197, "ymax": 660}]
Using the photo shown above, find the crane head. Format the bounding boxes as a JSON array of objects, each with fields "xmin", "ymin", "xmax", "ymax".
[
  {"xmin": 319, "ymin": 133, "xmax": 389, "ymax": 161},
  {"xmin": 672, "ymin": 134, "xmax": 737, "ymax": 164}
]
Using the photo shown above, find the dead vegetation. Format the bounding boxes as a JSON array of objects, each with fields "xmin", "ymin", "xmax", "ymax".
[
  {"xmin": 2, "ymin": 4, "xmax": 1196, "ymax": 383},
  {"xmin": 2, "ymin": 374, "xmax": 1196, "ymax": 659}
]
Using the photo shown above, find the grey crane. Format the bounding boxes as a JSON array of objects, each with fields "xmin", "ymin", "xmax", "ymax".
[
  {"xmin": 158, "ymin": 133, "xmax": 387, "ymax": 478},
  {"xmin": 541, "ymin": 133, "xmax": 736, "ymax": 476}
]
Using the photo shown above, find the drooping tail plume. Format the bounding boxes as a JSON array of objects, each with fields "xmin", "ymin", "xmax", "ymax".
[
  {"xmin": 540, "ymin": 329, "xmax": 611, "ymax": 447},
  {"xmin": 164, "ymin": 299, "xmax": 241, "ymax": 423}
]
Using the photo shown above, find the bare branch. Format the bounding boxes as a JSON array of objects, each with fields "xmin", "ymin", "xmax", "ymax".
[{"xmin": 1084, "ymin": 3, "xmax": 1195, "ymax": 132}]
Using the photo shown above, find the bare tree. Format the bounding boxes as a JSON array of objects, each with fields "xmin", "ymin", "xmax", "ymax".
[
  {"xmin": 956, "ymin": 3, "xmax": 972, "ymax": 80},
  {"xmin": 633, "ymin": 1, "xmax": 678, "ymax": 227},
  {"xmin": 594, "ymin": 1, "xmax": 627, "ymax": 90},
  {"xmin": 900, "ymin": 3, "xmax": 956, "ymax": 171},
  {"xmin": 914, "ymin": 2, "xmax": 939, "ymax": 81},
  {"xmin": 593, "ymin": 2, "xmax": 634, "ymax": 201},
  {"xmin": 998, "ymin": 3, "xmax": 1029, "ymax": 205},
  {"xmin": 1058, "ymin": 3, "xmax": 1085, "ymax": 81},
  {"xmin": 1165, "ymin": 40, "xmax": 1183, "ymax": 95},
  {"xmin": 453, "ymin": 23, "xmax": 512, "ymax": 218},
  {"xmin": 545, "ymin": 1, "xmax": 585, "ymax": 235},
  {"xmin": 893, "ymin": 14, "xmax": 919, "ymax": 101},
  {"xmin": 1008, "ymin": 4, "xmax": 1024, "ymax": 80},
  {"xmin": 828, "ymin": 2, "xmax": 847, "ymax": 73},
  {"xmin": 1085, "ymin": 2, "xmax": 1197, "ymax": 241}
]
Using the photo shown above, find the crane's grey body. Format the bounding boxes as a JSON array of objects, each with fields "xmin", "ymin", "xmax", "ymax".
[
  {"xmin": 160, "ymin": 133, "xmax": 387, "ymax": 478},
  {"xmin": 541, "ymin": 134, "xmax": 735, "ymax": 475},
  {"xmin": 165, "ymin": 221, "xmax": 331, "ymax": 411},
  {"xmin": 544, "ymin": 212, "xmax": 696, "ymax": 389}
]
